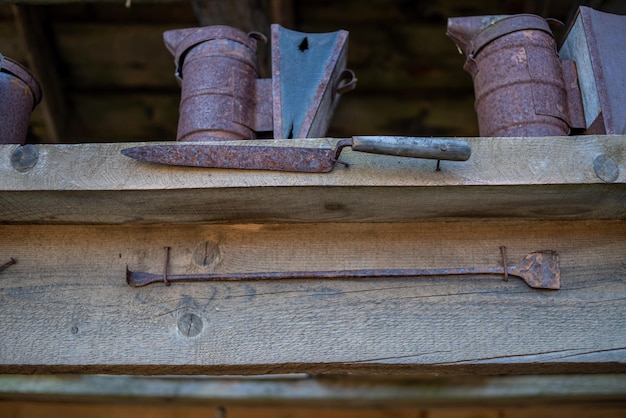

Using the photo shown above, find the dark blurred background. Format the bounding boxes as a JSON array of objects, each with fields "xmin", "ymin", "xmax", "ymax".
[{"xmin": 1, "ymin": 0, "xmax": 624, "ymax": 143}]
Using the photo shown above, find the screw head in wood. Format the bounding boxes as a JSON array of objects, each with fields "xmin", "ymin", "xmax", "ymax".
[
  {"xmin": 11, "ymin": 144, "xmax": 39, "ymax": 173},
  {"xmin": 593, "ymin": 154, "xmax": 619, "ymax": 183}
]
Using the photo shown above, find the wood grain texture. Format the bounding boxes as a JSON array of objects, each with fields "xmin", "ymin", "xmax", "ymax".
[
  {"xmin": 2, "ymin": 403, "xmax": 626, "ymax": 418},
  {"xmin": 0, "ymin": 136, "xmax": 624, "ymax": 223},
  {"xmin": 329, "ymin": 94, "xmax": 479, "ymax": 137},
  {"xmin": 2, "ymin": 374, "xmax": 626, "ymax": 407},
  {"xmin": 53, "ymin": 23, "xmax": 182, "ymax": 89},
  {"xmin": 0, "ymin": 220, "xmax": 624, "ymax": 374}
]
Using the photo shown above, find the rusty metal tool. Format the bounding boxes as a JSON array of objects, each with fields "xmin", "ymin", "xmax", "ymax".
[
  {"xmin": 126, "ymin": 250, "xmax": 560, "ymax": 290},
  {"xmin": 121, "ymin": 136, "xmax": 471, "ymax": 172}
]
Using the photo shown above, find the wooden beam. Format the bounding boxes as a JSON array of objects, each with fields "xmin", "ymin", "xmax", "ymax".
[
  {"xmin": 12, "ymin": 5, "xmax": 66, "ymax": 143},
  {"xmin": 190, "ymin": 0, "xmax": 271, "ymax": 30},
  {"xmin": 269, "ymin": 0, "xmax": 294, "ymax": 28},
  {"xmin": 0, "ymin": 219, "xmax": 624, "ymax": 374},
  {"xmin": 0, "ymin": 136, "xmax": 624, "ymax": 224},
  {"xmin": 2, "ymin": 374, "xmax": 626, "ymax": 407},
  {"xmin": 0, "ymin": 0, "xmax": 185, "ymax": 3}
]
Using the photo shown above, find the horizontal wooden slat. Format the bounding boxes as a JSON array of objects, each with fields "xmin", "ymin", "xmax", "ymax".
[
  {"xmin": 0, "ymin": 0, "xmax": 186, "ymax": 4},
  {"xmin": 63, "ymin": 93, "xmax": 180, "ymax": 141},
  {"xmin": 2, "ymin": 374, "xmax": 626, "ymax": 407},
  {"xmin": 53, "ymin": 23, "xmax": 182, "ymax": 89},
  {"xmin": 0, "ymin": 21, "xmax": 26, "ymax": 61},
  {"xmin": 2, "ymin": 403, "xmax": 626, "ymax": 418},
  {"xmin": 329, "ymin": 94, "xmax": 478, "ymax": 137},
  {"xmin": 317, "ymin": 24, "xmax": 473, "ymax": 93},
  {"xmin": 0, "ymin": 136, "xmax": 624, "ymax": 223},
  {"xmin": 0, "ymin": 220, "xmax": 624, "ymax": 374}
]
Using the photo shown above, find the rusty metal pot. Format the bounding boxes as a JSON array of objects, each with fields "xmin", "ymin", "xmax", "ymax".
[
  {"xmin": 0, "ymin": 54, "xmax": 41, "ymax": 144},
  {"xmin": 163, "ymin": 26, "xmax": 266, "ymax": 142},
  {"xmin": 447, "ymin": 14, "xmax": 584, "ymax": 137}
]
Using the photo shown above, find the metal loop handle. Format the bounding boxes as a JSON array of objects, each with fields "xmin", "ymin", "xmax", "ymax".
[
  {"xmin": 248, "ymin": 31, "xmax": 268, "ymax": 44},
  {"xmin": 335, "ymin": 69, "xmax": 357, "ymax": 95}
]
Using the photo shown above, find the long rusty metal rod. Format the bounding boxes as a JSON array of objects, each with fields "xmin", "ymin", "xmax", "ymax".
[{"xmin": 126, "ymin": 250, "xmax": 560, "ymax": 290}]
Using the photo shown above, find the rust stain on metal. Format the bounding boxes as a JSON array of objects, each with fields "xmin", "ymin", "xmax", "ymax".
[
  {"xmin": 122, "ymin": 142, "xmax": 337, "ymax": 172},
  {"xmin": 447, "ymin": 14, "xmax": 585, "ymax": 137},
  {"xmin": 126, "ymin": 249, "xmax": 559, "ymax": 290},
  {"xmin": 163, "ymin": 24, "xmax": 356, "ymax": 143},
  {"xmin": 163, "ymin": 26, "xmax": 265, "ymax": 141},
  {"xmin": 510, "ymin": 250, "xmax": 560, "ymax": 290},
  {"xmin": 0, "ymin": 55, "xmax": 42, "ymax": 144}
]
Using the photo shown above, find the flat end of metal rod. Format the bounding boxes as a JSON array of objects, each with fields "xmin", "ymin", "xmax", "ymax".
[
  {"xmin": 126, "ymin": 267, "xmax": 148, "ymax": 287},
  {"xmin": 125, "ymin": 266, "xmax": 136, "ymax": 286},
  {"xmin": 516, "ymin": 251, "xmax": 561, "ymax": 290}
]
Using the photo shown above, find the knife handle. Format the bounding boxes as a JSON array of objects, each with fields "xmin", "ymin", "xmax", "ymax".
[{"xmin": 351, "ymin": 136, "xmax": 471, "ymax": 161}]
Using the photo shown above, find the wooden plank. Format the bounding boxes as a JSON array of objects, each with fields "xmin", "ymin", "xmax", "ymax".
[
  {"xmin": 0, "ymin": 403, "xmax": 226, "ymax": 418},
  {"xmin": 503, "ymin": 407, "xmax": 626, "ymax": 418},
  {"xmin": 295, "ymin": 0, "xmax": 576, "ymax": 26},
  {"xmin": 2, "ymin": 402, "xmax": 626, "ymax": 418},
  {"xmin": 190, "ymin": 0, "xmax": 270, "ymax": 30},
  {"xmin": 0, "ymin": 220, "xmax": 624, "ymax": 374},
  {"xmin": 0, "ymin": 21, "xmax": 25, "ymax": 61},
  {"xmin": 0, "ymin": 0, "xmax": 187, "ymax": 3},
  {"xmin": 2, "ymin": 374, "xmax": 626, "ymax": 407},
  {"xmin": 269, "ymin": 0, "xmax": 294, "ymax": 28},
  {"xmin": 0, "ymin": 136, "xmax": 624, "ymax": 223},
  {"xmin": 315, "ymin": 24, "xmax": 475, "ymax": 93},
  {"xmin": 63, "ymin": 93, "xmax": 180, "ymax": 141},
  {"xmin": 53, "ymin": 23, "xmax": 182, "ymax": 89},
  {"xmin": 329, "ymin": 93, "xmax": 478, "ymax": 137}
]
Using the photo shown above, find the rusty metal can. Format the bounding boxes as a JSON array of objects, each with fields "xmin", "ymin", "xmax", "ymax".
[
  {"xmin": 447, "ymin": 15, "xmax": 580, "ymax": 137},
  {"xmin": 0, "ymin": 55, "xmax": 41, "ymax": 144},
  {"xmin": 164, "ymin": 26, "xmax": 264, "ymax": 142}
]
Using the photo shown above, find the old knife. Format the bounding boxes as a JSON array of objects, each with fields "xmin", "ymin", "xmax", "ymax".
[{"xmin": 121, "ymin": 136, "xmax": 471, "ymax": 173}]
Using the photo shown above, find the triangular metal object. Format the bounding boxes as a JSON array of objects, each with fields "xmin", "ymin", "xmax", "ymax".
[{"xmin": 271, "ymin": 24, "xmax": 355, "ymax": 139}]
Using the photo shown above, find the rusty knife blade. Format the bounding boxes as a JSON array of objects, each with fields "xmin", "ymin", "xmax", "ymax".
[{"xmin": 121, "ymin": 141, "xmax": 337, "ymax": 173}]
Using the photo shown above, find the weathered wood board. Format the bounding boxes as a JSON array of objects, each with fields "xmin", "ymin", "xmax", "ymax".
[
  {"xmin": 0, "ymin": 220, "xmax": 624, "ymax": 374},
  {"xmin": 2, "ymin": 402, "xmax": 626, "ymax": 418},
  {"xmin": 53, "ymin": 23, "xmax": 184, "ymax": 89},
  {"xmin": 0, "ymin": 136, "xmax": 624, "ymax": 223},
  {"xmin": 2, "ymin": 374, "xmax": 626, "ymax": 407}
]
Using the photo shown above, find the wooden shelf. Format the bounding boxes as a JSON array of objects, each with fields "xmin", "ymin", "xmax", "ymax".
[
  {"xmin": 2, "ymin": 374, "xmax": 626, "ymax": 407},
  {"xmin": 0, "ymin": 136, "xmax": 624, "ymax": 376},
  {"xmin": 0, "ymin": 219, "xmax": 625, "ymax": 375},
  {"xmin": 0, "ymin": 135, "xmax": 624, "ymax": 224}
]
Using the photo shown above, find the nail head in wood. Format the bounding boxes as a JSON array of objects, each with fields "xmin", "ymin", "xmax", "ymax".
[{"xmin": 11, "ymin": 144, "xmax": 38, "ymax": 173}]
